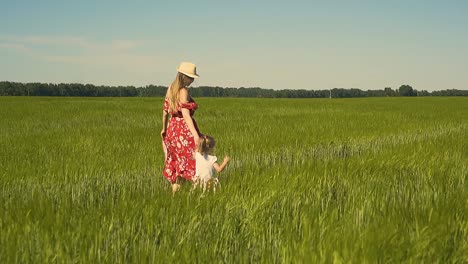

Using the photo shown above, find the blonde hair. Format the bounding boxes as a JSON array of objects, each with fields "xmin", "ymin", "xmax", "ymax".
[
  {"xmin": 168, "ymin": 72, "xmax": 194, "ymax": 113},
  {"xmin": 199, "ymin": 135, "xmax": 216, "ymax": 155}
]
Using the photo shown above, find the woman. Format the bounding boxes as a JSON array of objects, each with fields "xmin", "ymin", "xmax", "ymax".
[{"xmin": 161, "ymin": 62, "xmax": 201, "ymax": 193}]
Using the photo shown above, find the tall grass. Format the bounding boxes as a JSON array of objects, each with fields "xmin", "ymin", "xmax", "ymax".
[{"xmin": 0, "ymin": 96, "xmax": 467, "ymax": 263}]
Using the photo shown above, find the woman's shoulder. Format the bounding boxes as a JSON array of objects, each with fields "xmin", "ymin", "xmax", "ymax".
[
  {"xmin": 179, "ymin": 87, "xmax": 189, "ymax": 97},
  {"xmin": 178, "ymin": 87, "xmax": 190, "ymax": 102}
]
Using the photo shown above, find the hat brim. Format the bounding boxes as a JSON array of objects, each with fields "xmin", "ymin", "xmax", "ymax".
[{"xmin": 177, "ymin": 69, "xmax": 199, "ymax": 78}]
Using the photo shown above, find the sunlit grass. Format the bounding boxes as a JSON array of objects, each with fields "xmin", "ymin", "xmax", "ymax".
[{"xmin": 0, "ymin": 96, "xmax": 467, "ymax": 263}]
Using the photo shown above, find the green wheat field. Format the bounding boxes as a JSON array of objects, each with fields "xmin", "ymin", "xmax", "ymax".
[{"xmin": 1, "ymin": 96, "xmax": 467, "ymax": 263}]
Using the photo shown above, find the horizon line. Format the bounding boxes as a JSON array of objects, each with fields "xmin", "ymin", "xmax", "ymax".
[{"xmin": 1, "ymin": 80, "xmax": 466, "ymax": 92}]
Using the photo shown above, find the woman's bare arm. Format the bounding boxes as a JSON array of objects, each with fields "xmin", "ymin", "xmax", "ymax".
[
  {"xmin": 179, "ymin": 88, "xmax": 200, "ymax": 146},
  {"xmin": 161, "ymin": 89, "xmax": 170, "ymax": 138},
  {"xmin": 161, "ymin": 110, "xmax": 169, "ymax": 138}
]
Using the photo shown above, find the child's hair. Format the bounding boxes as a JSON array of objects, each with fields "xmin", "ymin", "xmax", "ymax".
[{"xmin": 199, "ymin": 135, "xmax": 216, "ymax": 155}]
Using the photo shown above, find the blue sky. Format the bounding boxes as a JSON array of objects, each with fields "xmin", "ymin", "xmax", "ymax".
[{"xmin": 1, "ymin": 0, "xmax": 467, "ymax": 91}]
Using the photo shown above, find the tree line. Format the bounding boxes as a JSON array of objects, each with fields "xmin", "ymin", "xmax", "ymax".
[{"xmin": 0, "ymin": 81, "xmax": 466, "ymax": 98}]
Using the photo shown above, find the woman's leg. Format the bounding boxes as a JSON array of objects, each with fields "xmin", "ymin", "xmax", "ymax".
[
  {"xmin": 171, "ymin": 177, "xmax": 184, "ymax": 194},
  {"xmin": 172, "ymin": 183, "xmax": 180, "ymax": 194}
]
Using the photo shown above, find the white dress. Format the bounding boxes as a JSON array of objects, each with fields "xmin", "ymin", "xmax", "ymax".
[{"xmin": 194, "ymin": 152, "xmax": 218, "ymax": 191}]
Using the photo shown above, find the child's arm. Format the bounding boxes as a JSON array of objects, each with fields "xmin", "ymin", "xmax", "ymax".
[{"xmin": 213, "ymin": 156, "xmax": 231, "ymax": 173}]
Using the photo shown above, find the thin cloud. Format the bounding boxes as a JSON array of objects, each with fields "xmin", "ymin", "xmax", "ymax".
[
  {"xmin": 1, "ymin": 34, "xmax": 158, "ymax": 72},
  {"xmin": 0, "ymin": 43, "xmax": 33, "ymax": 54},
  {"xmin": 1, "ymin": 35, "xmax": 97, "ymax": 50},
  {"xmin": 110, "ymin": 40, "xmax": 141, "ymax": 51},
  {"xmin": 46, "ymin": 54, "xmax": 157, "ymax": 67},
  {"xmin": 0, "ymin": 35, "xmax": 141, "ymax": 52}
]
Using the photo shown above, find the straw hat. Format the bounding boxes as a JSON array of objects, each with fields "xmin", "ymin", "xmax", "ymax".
[{"xmin": 177, "ymin": 62, "xmax": 199, "ymax": 78}]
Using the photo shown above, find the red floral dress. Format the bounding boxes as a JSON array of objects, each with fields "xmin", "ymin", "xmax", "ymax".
[{"xmin": 163, "ymin": 97, "xmax": 201, "ymax": 183}]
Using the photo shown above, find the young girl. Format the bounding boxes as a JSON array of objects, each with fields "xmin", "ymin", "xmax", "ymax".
[{"xmin": 193, "ymin": 135, "xmax": 230, "ymax": 192}]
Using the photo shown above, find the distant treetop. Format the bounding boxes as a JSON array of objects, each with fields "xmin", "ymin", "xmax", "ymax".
[{"xmin": 0, "ymin": 81, "xmax": 466, "ymax": 97}]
